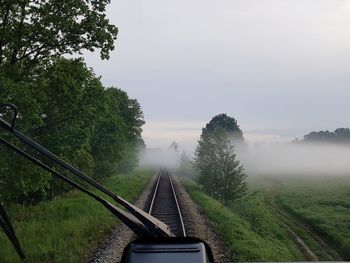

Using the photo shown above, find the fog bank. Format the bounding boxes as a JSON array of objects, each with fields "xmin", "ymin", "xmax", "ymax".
[
  {"xmin": 139, "ymin": 148, "xmax": 179, "ymax": 169},
  {"xmin": 239, "ymin": 143, "xmax": 350, "ymax": 176},
  {"xmin": 138, "ymin": 141, "xmax": 350, "ymax": 176}
]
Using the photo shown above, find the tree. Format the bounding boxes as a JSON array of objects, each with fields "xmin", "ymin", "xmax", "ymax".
[
  {"xmin": 202, "ymin": 113, "xmax": 244, "ymax": 143},
  {"xmin": 0, "ymin": 58, "xmax": 105, "ymax": 201},
  {"xmin": 0, "ymin": 0, "xmax": 117, "ymax": 70},
  {"xmin": 0, "ymin": 59, "xmax": 145, "ymax": 203},
  {"xmin": 194, "ymin": 116, "xmax": 247, "ymax": 203},
  {"xmin": 118, "ymin": 138, "xmax": 146, "ymax": 173},
  {"xmin": 0, "ymin": 69, "xmax": 51, "ymax": 203},
  {"xmin": 91, "ymin": 87, "xmax": 145, "ymax": 178}
]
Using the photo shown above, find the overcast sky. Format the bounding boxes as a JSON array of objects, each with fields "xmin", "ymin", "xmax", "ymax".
[{"xmin": 84, "ymin": 0, "xmax": 350, "ymax": 152}]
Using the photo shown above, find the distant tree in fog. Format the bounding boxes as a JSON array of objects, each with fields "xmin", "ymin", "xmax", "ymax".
[
  {"xmin": 202, "ymin": 113, "xmax": 244, "ymax": 143},
  {"xmin": 194, "ymin": 120, "xmax": 247, "ymax": 203},
  {"xmin": 303, "ymin": 128, "xmax": 350, "ymax": 144},
  {"xmin": 178, "ymin": 151, "xmax": 196, "ymax": 178}
]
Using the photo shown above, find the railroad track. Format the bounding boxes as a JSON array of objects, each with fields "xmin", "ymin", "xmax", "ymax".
[{"xmin": 148, "ymin": 169, "xmax": 186, "ymax": 237}]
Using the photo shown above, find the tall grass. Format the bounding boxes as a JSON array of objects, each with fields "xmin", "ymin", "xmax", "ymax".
[
  {"xmin": 278, "ymin": 176, "xmax": 350, "ymax": 260},
  {"xmin": 182, "ymin": 179, "xmax": 302, "ymax": 261},
  {"xmin": 0, "ymin": 170, "xmax": 153, "ymax": 263}
]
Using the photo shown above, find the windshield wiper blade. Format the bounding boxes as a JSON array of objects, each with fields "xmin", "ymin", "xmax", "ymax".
[
  {"xmin": 0, "ymin": 104, "xmax": 173, "ymax": 241},
  {"xmin": 0, "ymin": 203, "xmax": 25, "ymax": 260},
  {"xmin": 0, "ymin": 137, "xmax": 154, "ymax": 238}
]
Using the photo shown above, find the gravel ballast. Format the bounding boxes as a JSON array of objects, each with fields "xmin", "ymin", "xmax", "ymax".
[{"xmin": 90, "ymin": 173, "xmax": 231, "ymax": 263}]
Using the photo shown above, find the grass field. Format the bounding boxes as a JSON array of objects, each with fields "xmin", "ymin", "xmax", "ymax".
[
  {"xmin": 276, "ymin": 175, "xmax": 350, "ymax": 259},
  {"xmin": 0, "ymin": 170, "xmax": 153, "ymax": 263},
  {"xmin": 182, "ymin": 175, "xmax": 350, "ymax": 261},
  {"xmin": 182, "ymin": 178, "xmax": 302, "ymax": 262}
]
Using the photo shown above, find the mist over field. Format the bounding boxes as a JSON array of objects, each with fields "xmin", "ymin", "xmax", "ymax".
[
  {"xmin": 139, "ymin": 141, "xmax": 350, "ymax": 177},
  {"xmin": 238, "ymin": 143, "xmax": 350, "ymax": 176}
]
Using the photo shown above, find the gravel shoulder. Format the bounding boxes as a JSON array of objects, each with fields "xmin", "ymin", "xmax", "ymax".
[
  {"xmin": 89, "ymin": 175, "xmax": 157, "ymax": 263},
  {"xmin": 172, "ymin": 175, "xmax": 233, "ymax": 262}
]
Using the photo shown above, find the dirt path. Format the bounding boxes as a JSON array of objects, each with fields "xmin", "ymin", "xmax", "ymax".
[
  {"xmin": 270, "ymin": 197, "xmax": 343, "ymax": 261},
  {"xmin": 262, "ymin": 177, "xmax": 342, "ymax": 261}
]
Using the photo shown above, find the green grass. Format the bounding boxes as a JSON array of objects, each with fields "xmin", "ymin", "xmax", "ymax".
[
  {"xmin": 182, "ymin": 179, "xmax": 302, "ymax": 261},
  {"xmin": 181, "ymin": 174, "xmax": 350, "ymax": 261},
  {"xmin": 0, "ymin": 170, "xmax": 154, "ymax": 263},
  {"xmin": 277, "ymin": 176, "xmax": 350, "ymax": 259}
]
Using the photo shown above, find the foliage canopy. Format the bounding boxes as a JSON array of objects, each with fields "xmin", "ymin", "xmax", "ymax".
[
  {"xmin": 202, "ymin": 113, "xmax": 244, "ymax": 141},
  {"xmin": 0, "ymin": 0, "xmax": 117, "ymax": 69},
  {"xmin": 0, "ymin": 59, "xmax": 144, "ymax": 204}
]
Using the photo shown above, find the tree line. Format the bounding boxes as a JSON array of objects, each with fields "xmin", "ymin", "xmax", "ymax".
[
  {"xmin": 300, "ymin": 128, "xmax": 350, "ymax": 144},
  {"xmin": 0, "ymin": 1, "xmax": 145, "ymax": 205}
]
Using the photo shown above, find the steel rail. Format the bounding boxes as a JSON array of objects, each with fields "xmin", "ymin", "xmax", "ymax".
[
  {"xmin": 148, "ymin": 172, "xmax": 161, "ymax": 214},
  {"xmin": 148, "ymin": 169, "xmax": 186, "ymax": 237},
  {"xmin": 169, "ymin": 174, "xmax": 186, "ymax": 237}
]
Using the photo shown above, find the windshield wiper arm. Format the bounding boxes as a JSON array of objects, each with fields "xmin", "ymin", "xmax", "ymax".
[
  {"xmin": 0, "ymin": 203, "xmax": 25, "ymax": 260},
  {"xmin": 0, "ymin": 137, "xmax": 154, "ymax": 238},
  {"xmin": 0, "ymin": 104, "xmax": 172, "ymax": 238}
]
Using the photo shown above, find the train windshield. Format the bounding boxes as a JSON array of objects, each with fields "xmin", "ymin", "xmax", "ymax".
[{"xmin": 0, "ymin": 1, "xmax": 349, "ymax": 262}]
